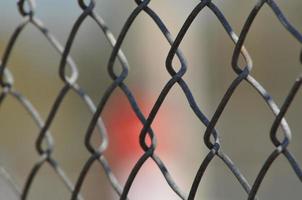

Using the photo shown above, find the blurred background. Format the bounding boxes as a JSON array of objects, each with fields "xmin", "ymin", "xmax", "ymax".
[{"xmin": 0, "ymin": 0, "xmax": 301, "ymax": 199}]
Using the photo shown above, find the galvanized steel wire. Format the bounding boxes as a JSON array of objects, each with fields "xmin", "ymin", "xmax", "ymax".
[{"xmin": 0, "ymin": 0, "xmax": 301, "ymax": 199}]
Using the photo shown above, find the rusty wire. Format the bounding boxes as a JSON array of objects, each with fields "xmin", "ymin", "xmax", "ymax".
[{"xmin": 0, "ymin": 0, "xmax": 301, "ymax": 199}]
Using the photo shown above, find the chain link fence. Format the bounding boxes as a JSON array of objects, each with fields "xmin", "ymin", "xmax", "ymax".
[{"xmin": 0, "ymin": 0, "xmax": 301, "ymax": 199}]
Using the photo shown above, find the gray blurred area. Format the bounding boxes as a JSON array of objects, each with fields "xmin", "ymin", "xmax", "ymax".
[{"xmin": 0, "ymin": 0, "xmax": 301, "ymax": 199}]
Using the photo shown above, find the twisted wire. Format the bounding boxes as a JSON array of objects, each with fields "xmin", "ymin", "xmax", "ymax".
[{"xmin": 0, "ymin": 0, "xmax": 300, "ymax": 199}]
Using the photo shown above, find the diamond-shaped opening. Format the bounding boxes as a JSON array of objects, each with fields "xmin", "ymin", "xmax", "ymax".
[{"xmin": 254, "ymin": 155, "xmax": 302, "ymax": 199}]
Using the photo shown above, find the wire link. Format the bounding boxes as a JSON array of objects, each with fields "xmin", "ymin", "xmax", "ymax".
[{"xmin": 0, "ymin": 0, "xmax": 301, "ymax": 199}]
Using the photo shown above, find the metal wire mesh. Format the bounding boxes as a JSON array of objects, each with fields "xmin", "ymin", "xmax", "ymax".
[{"xmin": 0, "ymin": 0, "xmax": 301, "ymax": 199}]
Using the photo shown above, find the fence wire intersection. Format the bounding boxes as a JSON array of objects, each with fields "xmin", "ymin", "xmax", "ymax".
[{"xmin": 0, "ymin": 0, "xmax": 301, "ymax": 199}]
